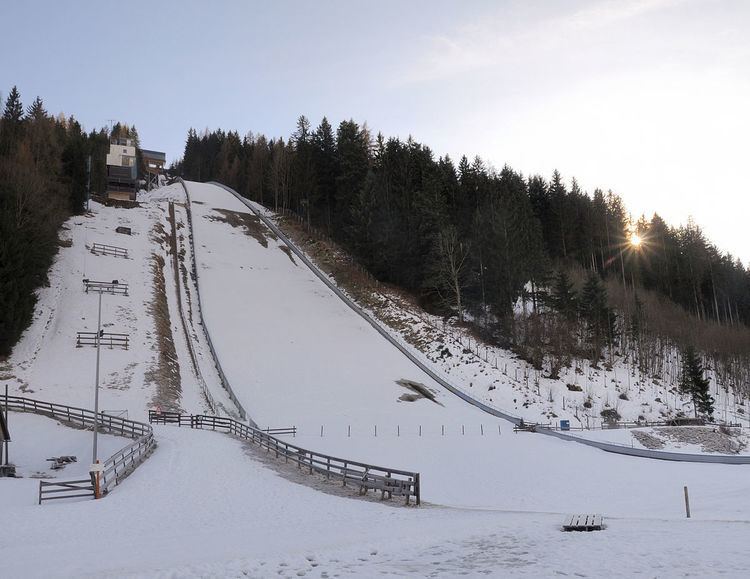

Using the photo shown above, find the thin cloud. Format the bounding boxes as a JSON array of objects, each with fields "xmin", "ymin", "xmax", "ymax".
[{"xmin": 397, "ymin": 0, "xmax": 687, "ymax": 84}]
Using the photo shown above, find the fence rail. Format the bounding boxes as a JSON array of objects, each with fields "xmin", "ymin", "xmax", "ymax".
[
  {"xmin": 83, "ymin": 279, "xmax": 129, "ymax": 295},
  {"xmin": 39, "ymin": 478, "xmax": 95, "ymax": 503},
  {"xmin": 150, "ymin": 411, "xmax": 420, "ymax": 505},
  {"xmin": 4, "ymin": 396, "xmax": 155, "ymax": 502},
  {"xmin": 91, "ymin": 243, "xmax": 128, "ymax": 259},
  {"xmin": 76, "ymin": 332, "xmax": 130, "ymax": 349}
]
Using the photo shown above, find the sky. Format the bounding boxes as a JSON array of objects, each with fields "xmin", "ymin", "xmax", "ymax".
[{"xmin": 1, "ymin": 0, "xmax": 748, "ymax": 264}]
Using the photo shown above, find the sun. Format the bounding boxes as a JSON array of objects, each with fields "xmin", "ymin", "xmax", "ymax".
[{"xmin": 629, "ymin": 232, "xmax": 643, "ymax": 248}]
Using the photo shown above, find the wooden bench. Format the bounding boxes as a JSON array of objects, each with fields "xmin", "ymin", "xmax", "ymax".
[{"xmin": 562, "ymin": 514, "xmax": 604, "ymax": 531}]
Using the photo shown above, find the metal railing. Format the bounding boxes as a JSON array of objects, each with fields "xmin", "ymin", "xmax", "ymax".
[
  {"xmin": 83, "ymin": 279, "xmax": 129, "ymax": 295},
  {"xmin": 150, "ymin": 411, "xmax": 420, "ymax": 505},
  {"xmin": 76, "ymin": 332, "xmax": 129, "ymax": 349},
  {"xmin": 3, "ymin": 396, "xmax": 156, "ymax": 503},
  {"xmin": 91, "ymin": 243, "xmax": 128, "ymax": 259}
]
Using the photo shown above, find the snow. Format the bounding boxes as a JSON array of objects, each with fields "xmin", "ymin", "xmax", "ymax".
[
  {"xmin": 3, "ymin": 423, "xmax": 750, "ymax": 578},
  {"xmin": 2, "ymin": 181, "xmax": 749, "ymax": 577},
  {"xmin": 184, "ymin": 182, "xmax": 749, "ymax": 514},
  {"xmin": 186, "ymin": 181, "xmax": 501, "ymax": 436},
  {"xmin": 1, "ymin": 411, "xmax": 126, "ymax": 479},
  {"xmin": 1, "ymin": 186, "xmax": 234, "ymax": 420}
]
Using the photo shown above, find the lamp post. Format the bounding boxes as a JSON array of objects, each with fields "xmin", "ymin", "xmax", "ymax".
[
  {"xmin": 92, "ymin": 289, "xmax": 103, "ymax": 463},
  {"xmin": 83, "ymin": 278, "xmax": 128, "ymax": 465}
]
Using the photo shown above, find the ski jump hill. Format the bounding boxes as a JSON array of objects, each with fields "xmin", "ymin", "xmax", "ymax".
[{"xmin": 1, "ymin": 180, "xmax": 749, "ymax": 577}]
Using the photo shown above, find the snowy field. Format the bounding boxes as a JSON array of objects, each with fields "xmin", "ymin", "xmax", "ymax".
[
  {"xmin": 1, "ymin": 411, "xmax": 126, "ymax": 479},
  {"xmin": 1, "ymin": 182, "xmax": 749, "ymax": 577},
  {"xmin": 3, "ymin": 424, "xmax": 750, "ymax": 578}
]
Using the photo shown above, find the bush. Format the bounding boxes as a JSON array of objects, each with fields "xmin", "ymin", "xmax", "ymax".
[{"xmin": 600, "ymin": 408, "xmax": 621, "ymax": 422}]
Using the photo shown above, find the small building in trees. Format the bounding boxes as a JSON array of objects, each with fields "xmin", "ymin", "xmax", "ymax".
[
  {"xmin": 106, "ymin": 137, "xmax": 138, "ymax": 201},
  {"xmin": 141, "ymin": 149, "xmax": 166, "ymax": 191}
]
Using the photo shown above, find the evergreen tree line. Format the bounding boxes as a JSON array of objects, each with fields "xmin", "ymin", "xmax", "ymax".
[
  {"xmin": 0, "ymin": 86, "xmax": 112, "ymax": 355},
  {"xmin": 178, "ymin": 117, "xmax": 750, "ymax": 403},
  {"xmin": 178, "ymin": 116, "xmax": 750, "ymax": 332}
]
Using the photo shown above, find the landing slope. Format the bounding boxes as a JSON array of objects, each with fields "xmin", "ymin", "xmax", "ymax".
[
  {"xmin": 185, "ymin": 181, "xmax": 749, "ymax": 517},
  {"xmin": 186, "ymin": 180, "xmax": 496, "ymax": 432}
]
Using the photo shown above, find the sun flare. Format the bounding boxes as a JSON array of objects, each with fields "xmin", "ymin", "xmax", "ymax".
[{"xmin": 630, "ymin": 232, "xmax": 643, "ymax": 248}]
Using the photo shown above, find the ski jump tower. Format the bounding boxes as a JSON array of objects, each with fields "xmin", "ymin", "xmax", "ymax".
[{"xmin": 141, "ymin": 149, "xmax": 166, "ymax": 191}]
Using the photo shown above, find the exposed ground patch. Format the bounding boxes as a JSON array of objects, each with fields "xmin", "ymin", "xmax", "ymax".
[
  {"xmin": 278, "ymin": 244, "xmax": 297, "ymax": 265},
  {"xmin": 144, "ymin": 251, "xmax": 182, "ymax": 411},
  {"xmin": 396, "ymin": 379, "xmax": 442, "ymax": 405},
  {"xmin": 633, "ymin": 426, "xmax": 747, "ymax": 453},
  {"xmin": 207, "ymin": 208, "xmax": 277, "ymax": 248}
]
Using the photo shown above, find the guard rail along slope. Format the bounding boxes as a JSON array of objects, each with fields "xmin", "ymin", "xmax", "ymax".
[
  {"xmin": 207, "ymin": 181, "xmax": 750, "ymax": 466},
  {"xmin": 150, "ymin": 411, "xmax": 421, "ymax": 505},
  {"xmin": 177, "ymin": 178, "xmax": 252, "ymax": 425},
  {"xmin": 5, "ymin": 396, "xmax": 156, "ymax": 502}
]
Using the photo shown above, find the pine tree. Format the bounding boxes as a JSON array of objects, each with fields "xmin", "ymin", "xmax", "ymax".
[
  {"xmin": 679, "ymin": 346, "xmax": 714, "ymax": 419},
  {"xmin": 1, "ymin": 85, "xmax": 24, "ymax": 155},
  {"xmin": 579, "ymin": 273, "xmax": 614, "ymax": 366},
  {"xmin": 26, "ymin": 96, "xmax": 47, "ymax": 122},
  {"xmin": 550, "ymin": 270, "xmax": 577, "ymax": 320}
]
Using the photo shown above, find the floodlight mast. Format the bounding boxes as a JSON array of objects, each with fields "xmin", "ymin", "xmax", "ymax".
[
  {"xmin": 92, "ymin": 289, "xmax": 103, "ymax": 463},
  {"xmin": 87, "ymin": 279, "xmax": 123, "ymax": 465}
]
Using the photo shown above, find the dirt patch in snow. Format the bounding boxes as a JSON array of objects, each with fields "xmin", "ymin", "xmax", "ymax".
[
  {"xmin": 655, "ymin": 426, "xmax": 747, "ymax": 454},
  {"xmin": 631, "ymin": 430, "xmax": 666, "ymax": 449},
  {"xmin": 207, "ymin": 208, "xmax": 277, "ymax": 248},
  {"xmin": 144, "ymin": 252, "xmax": 182, "ymax": 412},
  {"xmin": 278, "ymin": 244, "xmax": 297, "ymax": 265},
  {"xmin": 396, "ymin": 379, "xmax": 442, "ymax": 405},
  {"xmin": 633, "ymin": 426, "xmax": 746, "ymax": 453}
]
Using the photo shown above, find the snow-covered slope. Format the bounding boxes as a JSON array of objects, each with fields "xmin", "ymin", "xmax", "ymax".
[
  {"xmin": 1, "ymin": 185, "xmax": 236, "ymax": 420},
  {"xmin": 187, "ymin": 180, "xmax": 500, "ymax": 434},
  {"xmin": 183, "ymin": 181, "xmax": 749, "ymax": 514},
  {"xmin": 2, "ymin": 182, "xmax": 750, "ymax": 577}
]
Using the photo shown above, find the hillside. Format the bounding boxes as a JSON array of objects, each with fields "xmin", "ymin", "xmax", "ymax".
[{"xmin": 2, "ymin": 181, "xmax": 749, "ymax": 577}]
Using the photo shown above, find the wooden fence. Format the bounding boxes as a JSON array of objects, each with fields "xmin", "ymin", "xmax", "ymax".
[
  {"xmin": 39, "ymin": 478, "xmax": 96, "ymax": 503},
  {"xmin": 2, "ymin": 396, "xmax": 155, "ymax": 503},
  {"xmin": 91, "ymin": 243, "xmax": 128, "ymax": 259},
  {"xmin": 150, "ymin": 411, "xmax": 420, "ymax": 505},
  {"xmin": 76, "ymin": 331, "xmax": 129, "ymax": 350},
  {"xmin": 83, "ymin": 279, "xmax": 129, "ymax": 295}
]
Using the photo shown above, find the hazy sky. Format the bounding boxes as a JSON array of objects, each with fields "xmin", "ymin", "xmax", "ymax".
[{"xmin": 1, "ymin": 0, "xmax": 748, "ymax": 264}]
